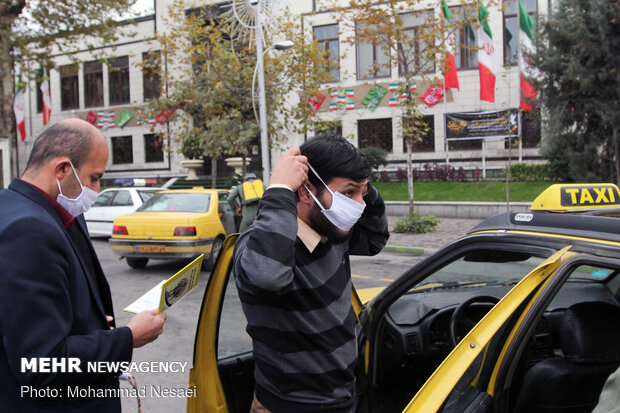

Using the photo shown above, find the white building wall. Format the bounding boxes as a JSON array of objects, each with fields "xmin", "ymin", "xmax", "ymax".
[{"xmin": 15, "ymin": 0, "xmax": 547, "ymax": 181}]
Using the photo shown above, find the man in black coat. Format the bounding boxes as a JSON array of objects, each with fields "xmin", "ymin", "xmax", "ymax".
[{"xmin": 0, "ymin": 119, "xmax": 166, "ymax": 411}]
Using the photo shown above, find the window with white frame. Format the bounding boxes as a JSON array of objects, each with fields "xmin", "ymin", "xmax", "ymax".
[
  {"xmin": 358, "ymin": 118, "xmax": 393, "ymax": 152},
  {"xmin": 503, "ymin": 0, "xmax": 537, "ymax": 66},
  {"xmin": 112, "ymin": 136, "xmax": 133, "ymax": 164},
  {"xmin": 143, "ymin": 51, "xmax": 161, "ymax": 101},
  {"xmin": 356, "ymin": 22, "xmax": 391, "ymax": 80},
  {"xmin": 452, "ymin": 5, "xmax": 478, "ymax": 70},
  {"xmin": 109, "ymin": 56, "xmax": 130, "ymax": 105},
  {"xmin": 60, "ymin": 64, "xmax": 79, "ymax": 110},
  {"xmin": 84, "ymin": 61, "xmax": 104, "ymax": 108},
  {"xmin": 314, "ymin": 24, "xmax": 340, "ymax": 81},
  {"xmin": 399, "ymin": 11, "xmax": 435, "ymax": 76}
]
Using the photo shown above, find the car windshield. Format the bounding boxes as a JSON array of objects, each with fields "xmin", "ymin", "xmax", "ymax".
[
  {"xmin": 137, "ymin": 193, "xmax": 211, "ymax": 213},
  {"xmin": 410, "ymin": 250, "xmax": 547, "ymax": 294}
]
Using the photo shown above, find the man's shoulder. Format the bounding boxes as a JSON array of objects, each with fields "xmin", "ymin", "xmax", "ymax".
[{"xmin": 0, "ymin": 188, "xmax": 58, "ymax": 231}]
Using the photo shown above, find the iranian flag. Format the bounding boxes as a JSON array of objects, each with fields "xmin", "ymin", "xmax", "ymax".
[
  {"xmin": 40, "ymin": 78, "xmax": 52, "ymax": 125},
  {"xmin": 478, "ymin": 2, "xmax": 497, "ymax": 102},
  {"xmin": 442, "ymin": 0, "xmax": 460, "ymax": 90},
  {"xmin": 519, "ymin": 1, "xmax": 536, "ymax": 111},
  {"xmin": 13, "ymin": 91, "xmax": 26, "ymax": 141}
]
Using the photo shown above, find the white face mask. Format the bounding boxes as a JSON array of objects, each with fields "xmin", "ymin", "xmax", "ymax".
[
  {"xmin": 56, "ymin": 162, "xmax": 99, "ymax": 217},
  {"xmin": 304, "ymin": 163, "xmax": 366, "ymax": 232}
]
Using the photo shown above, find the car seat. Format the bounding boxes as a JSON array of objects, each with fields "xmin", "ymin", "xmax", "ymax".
[{"xmin": 512, "ymin": 301, "xmax": 620, "ymax": 413}]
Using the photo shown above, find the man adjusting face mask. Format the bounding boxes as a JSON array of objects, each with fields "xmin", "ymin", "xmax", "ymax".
[
  {"xmin": 56, "ymin": 161, "xmax": 98, "ymax": 217},
  {"xmin": 304, "ymin": 163, "xmax": 366, "ymax": 231}
]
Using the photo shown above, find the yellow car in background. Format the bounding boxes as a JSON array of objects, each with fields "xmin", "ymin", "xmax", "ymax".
[{"xmin": 109, "ymin": 188, "xmax": 235, "ymax": 269}]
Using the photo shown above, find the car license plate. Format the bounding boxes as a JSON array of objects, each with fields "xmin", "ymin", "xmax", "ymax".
[{"xmin": 136, "ymin": 245, "xmax": 167, "ymax": 253}]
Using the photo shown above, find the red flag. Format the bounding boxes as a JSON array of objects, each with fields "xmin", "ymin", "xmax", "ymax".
[
  {"xmin": 307, "ymin": 93, "xmax": 325, "ymax": 113},
  {"xmin": 13, "ymin": 91, "xmax": 26, "ymax": 141},
  {"xmin": 40, "ymin": 79, "xmax": 52, "ymax": 125},
  {"xmin": 520, "ymin": 74, "xmax": 536, "ymax": 112},
  {"xmin": 86, "ymin": 110, "xmax": 97, "ymax": 125},
  {"xmin": 419, "ymin": 86, "xmax": 445, "ymax": 107},
  {"xmin": 442, "ymin": 0, "xmax": 460, "ymax": 90}
]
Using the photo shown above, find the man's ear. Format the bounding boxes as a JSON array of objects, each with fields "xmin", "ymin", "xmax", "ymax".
[
  {"xmin": 297, "ymin": 182, "xmax": 315, "ymax": 206},
  {"xmin": 53, "ymin": 157, "xmax": 72, "ymax": 180}
]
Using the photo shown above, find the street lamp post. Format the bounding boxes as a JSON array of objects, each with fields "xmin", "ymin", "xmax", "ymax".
[{"xmin": 253, "ymin": 37, "xmax": 293, "ymax": 185}]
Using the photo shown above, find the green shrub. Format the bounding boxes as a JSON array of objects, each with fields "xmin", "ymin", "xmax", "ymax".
[
  {"xmin": 501, "ymin": 163, "xmax": 568, "ymax": 182},
  {"xmin": 361, "ymin": 146, "xmax": 389, "ymax": 170},
  {"xmin": 393, "ymin": 213, "xmax": 440, "ymax": 234}
]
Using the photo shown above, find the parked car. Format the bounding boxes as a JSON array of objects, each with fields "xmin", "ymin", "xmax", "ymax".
[
  {"xmin": 109, "ymin": 188, "xmax": 235, "ymax": 269},
  {"xmin": 84, "ymin": 187, "xmax": 161, "ymax": 237},
  {"xmin": 187, "ymin": 183, "xmax": 620, "ymax": 413}
]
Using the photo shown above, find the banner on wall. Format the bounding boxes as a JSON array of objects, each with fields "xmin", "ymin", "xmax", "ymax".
[{"xmin": 445, "ymin": 109, "xmax": 519, "ymax": 141}]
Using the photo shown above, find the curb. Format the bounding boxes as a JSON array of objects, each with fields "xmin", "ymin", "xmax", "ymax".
[{"xmin": 383, "ymin": 245, "xmax": 426, "ymax": 256}]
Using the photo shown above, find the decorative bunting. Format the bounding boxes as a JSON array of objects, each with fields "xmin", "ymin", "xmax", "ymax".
[
  {"xmin": 307, "ymin": 93, "xmax": 325, "ymax": 113},
  {"xmin": 97, "ymin": 111, "xmax": 116, "ymax": 129},
  {"xmin": 86, "ymin": 111, "xmax": 97, "ymax": 125},
  {"xmin": 419, "ymin": 85, "xmax": 445, "ymax": 107},
  {"xmin": 116, "ymin": 109, "xmax": 133, "ymax": 128},
  {"xmin": 361, "ymin": 85, "xmax": 388, "ymax": 111}
]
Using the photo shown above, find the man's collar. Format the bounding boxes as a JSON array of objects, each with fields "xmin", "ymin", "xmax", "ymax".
[
  {"xmin": 20, "ymin": 179, "xmax": 75, "ymax": 228},
  {"xmin": 297, "ymin": 217, "xmax": 327, "ymax": 253}
]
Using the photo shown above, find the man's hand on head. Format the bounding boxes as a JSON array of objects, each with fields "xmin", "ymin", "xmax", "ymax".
[
  {"xmin": 127, "ymin": 310, "xmax": 167, "ymax": 348},
  {"xmin": 270, "ymin": 147, "xmax": 308, "ymax": 191}
]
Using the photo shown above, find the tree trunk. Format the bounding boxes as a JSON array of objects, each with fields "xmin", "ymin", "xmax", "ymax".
[
  {"xmin": 0, "ymin": 14, "xmax": 16, "ymax": 178},
  {"xmin": 406, "ymin": 139, "xmax": 414, "ymax": 214},
  {"xmin": 211, "ymin": 158, "xmax": 217, "ymax": 189}
]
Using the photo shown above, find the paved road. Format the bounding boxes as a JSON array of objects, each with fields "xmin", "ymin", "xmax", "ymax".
[{"xmin": 93, "ymin": 216, "xmax": 483, "ymax": 412}]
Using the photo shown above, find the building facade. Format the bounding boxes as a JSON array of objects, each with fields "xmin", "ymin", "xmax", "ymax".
[{"xmin": 10, "ymin": 0, "xmax": 546, "ymax": 187}]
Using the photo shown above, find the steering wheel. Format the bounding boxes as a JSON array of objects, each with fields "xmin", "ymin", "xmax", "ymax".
[{"xmin": 450, "ymin": 295, "xmax": 500, "ymax": 347}]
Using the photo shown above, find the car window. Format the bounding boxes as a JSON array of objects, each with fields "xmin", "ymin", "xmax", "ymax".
[
  {"xmin": 92, "ymin": 190, "xmax": 116, "ymax": 207},
  {"xmin": 137, "ymin": 193, "xmax": 211, "ymax": 213},
  {"xmin": 138, "ymin": 190, "xmax": 157, "ymax": 203},
  {"xmin": 569, "ymin": 265, "xmax": 615, "ymax": 281},
  {"xmin": 218, "ymin": 274, "xmax": 253, "ymax": 359},
  {"xmin": 110, "ymin": 190, "xmax": 133, "ymax": 206}
]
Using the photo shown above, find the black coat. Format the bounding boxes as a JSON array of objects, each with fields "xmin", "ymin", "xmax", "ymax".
[{"xmin": 0, "ymin": 178, "xmax": 133, "ymax": 412}]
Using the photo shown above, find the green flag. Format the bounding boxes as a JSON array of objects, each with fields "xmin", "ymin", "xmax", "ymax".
[
  {"xmin": 116, "ymin": 109, "xmax": 133, "ymax": 128},
  {"xmin": 362, "ymin": 85, "xmax": 388, "ymax": 111}
]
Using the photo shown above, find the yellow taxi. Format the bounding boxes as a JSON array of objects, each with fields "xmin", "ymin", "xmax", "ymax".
[
  {"xmin": 187, "ymin": 184, "xmax": 620, "ymax": 413},
  {"xmin": 109, "ymin": 188, "xmax": 235, "ymax": 269}
]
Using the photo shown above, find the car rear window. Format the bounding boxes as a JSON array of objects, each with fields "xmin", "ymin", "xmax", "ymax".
[
  {"xmin": 138, "ymin": 190, "xmax": 158, "ymax": 202},
  {"xmin": 137, "ymin": 193, "xmax": 211, "ymax": 213}
]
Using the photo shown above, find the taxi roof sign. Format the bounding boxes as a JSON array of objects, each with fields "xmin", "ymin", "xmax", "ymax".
[{"xmin": 531, "ymin": 183, "xmax": 620, "ymax": 212}]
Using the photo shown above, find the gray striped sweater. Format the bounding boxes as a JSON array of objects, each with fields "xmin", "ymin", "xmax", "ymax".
[{"xmin": 233, "ymin": 186, "xmax": 389, "ymax": 413}]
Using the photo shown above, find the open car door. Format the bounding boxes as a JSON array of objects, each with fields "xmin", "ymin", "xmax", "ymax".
[
  {"xmin": 187, "ymin": 234, "xmax": 256, "ymax": 413},
  {"xmin": 401, "ymin": 246, "xmax": 576, "ymax": 412}
]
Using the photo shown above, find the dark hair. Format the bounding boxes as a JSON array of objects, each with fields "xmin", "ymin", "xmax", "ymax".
[
  {"xmin": 300, "ymin": 134, "xmax": 371, "ymax": 190},
  {"xmin": 25, "ymin": 122, "xmax": 94, "ymax": 172}
]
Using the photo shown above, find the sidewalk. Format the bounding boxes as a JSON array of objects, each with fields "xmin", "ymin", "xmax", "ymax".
[{"xmin": 384, "ymin": 216, "xmax": 485, "ymax": 256}]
